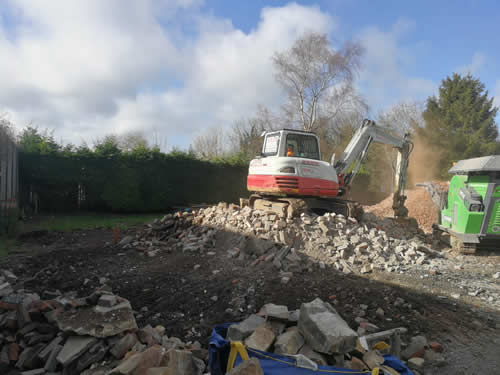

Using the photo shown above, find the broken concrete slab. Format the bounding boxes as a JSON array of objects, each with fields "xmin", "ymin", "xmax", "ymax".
[
  {"xmin": 163, "ymin": 349, "xmax": 197, "ymax": 375},
  {"xmin": 44, "ymin": 344, "xmax": 62, "ymax": 372},
  {"xmin": 94, "ymin": 299, "xmax": 133, "ymax": 314},
  {"xmin": 265, "ymin": 320, "xmax": 286, "ymax": 336},
  {"xmin": 111, "ymin": 333, "xmax": 138, "ymax": 359},
  {"xmin": 109, "ymin": 352, "xmax": 143, "ymax": 374},
  {"xmin": 244, "ymin": 326, "xmax": 276, "ymax": 352},
  {"xmin": 298, "ymin": 298, "xmax": 357, "ymax": 354},
  {"xmin": 37, "ymin": 336, "xmax": 63, "ymax": 362},
  {"xmin": 129, "ymin": 345, "xmax": 165, "ymax": 375},
  {"xmin": 227, "ymin": 315, "xmax": 266, "ymax": 341},
  {"xmin": 138, "ymin": 325, "xmax": 158, "ymax": 346},
  {"xmin": 298, "ymin": 345, "xmax": 327, "ymax": 366},
  {"xmin": 274, "ymin": 329, "xmax": 305, "ymax": 355},
  {"xmin": 258, "ymin": 304, "xmax": 289, "ymax": 320},
  {"xmin": 363, "ymin": 350, "xmax": 384, "ymax": 369},
  {"xmin": 226, "ymin": 357, "xmax": 264, "ymax": 375},
  {"xmin": 76, "ymin": 341, "xmax": 109, "ymax": 372},
  {"xmin": 407, "ymin": 357, "xmax": 425, "ymax": 371},
  {"xmin": 16, "ymin": 343, "xmax": 45, "ymax": 370},
  {"xmin": 54, "ymin": 300, "xmax": 137, "ymax": 338},
  {"xmin": 119, "ymin": 235, "xmax": 135, "ymax": 246},
  {"xmin": 98, "ymin": 294, "xmax": 117, "ymax": 308},
  {"xmin": 56, "ymin": 335, "xmax": 97, "ymax": 366}
]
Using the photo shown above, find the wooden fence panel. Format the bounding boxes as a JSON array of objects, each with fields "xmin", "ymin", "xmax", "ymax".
[{"xmin": 0, "ymin": 132, "xmax": 18, "ymax": 227}]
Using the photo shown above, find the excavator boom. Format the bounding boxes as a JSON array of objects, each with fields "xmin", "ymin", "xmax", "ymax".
[{"xmin": 334, "ymin": 120, "xmax": 412, "ymax": 217}]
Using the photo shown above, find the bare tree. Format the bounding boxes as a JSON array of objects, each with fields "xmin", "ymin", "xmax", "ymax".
[
  {"xmin": 118, "ymin": 131, "xmax": 149, "ymax": 152},
  {"xmin": 151, "ymin": 129, "xmax": 168, "ymax": 152},
  {"xmin": 192, "ymin": 126, "xmax": 227, "ymax": 159},
  {"xmin": 273, "ymin": 32, "xmax": 364, "ymax": 132},
  {"xmin": 229, "ymin": 105, "xmax": 279, "ymax": 157},
  {"xmin": 377, "ymin": 101, "xmax": 425, "ymax": 136},
  {"xmin": 373, "ymin": 101, "xmax": 425, "ymax": 191}
]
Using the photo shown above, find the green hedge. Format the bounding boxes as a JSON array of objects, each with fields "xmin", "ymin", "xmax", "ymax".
[{"xmin": 20, "ymin": 153, "xmax": 248, "ymax": 213}]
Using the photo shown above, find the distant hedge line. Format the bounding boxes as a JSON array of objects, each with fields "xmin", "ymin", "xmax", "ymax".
[{"xmin": 19, "ymin": 152, "xmax": 248, "ymax": 212}]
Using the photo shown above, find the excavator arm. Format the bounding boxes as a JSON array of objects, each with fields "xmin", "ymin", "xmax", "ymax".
[{"xmin": 334, "ymin": 119, "xmax": 413, "ymax": 217}]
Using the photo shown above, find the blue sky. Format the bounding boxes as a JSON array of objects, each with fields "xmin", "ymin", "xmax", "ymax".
[
  {"xmin": 206, "ymin": 0, "xmax": 500, "ymax": 88},
  {"xmin": 0, "ymin": 0, "xmax": 498, "ymax": 148}
]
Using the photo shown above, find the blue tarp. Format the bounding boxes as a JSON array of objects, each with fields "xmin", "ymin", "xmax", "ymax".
[{"xmin": 209, "ymin": 323, "xmax": 414, "ymax": 375}]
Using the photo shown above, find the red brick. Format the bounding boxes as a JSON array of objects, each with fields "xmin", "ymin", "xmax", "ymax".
[
  {"xmin": 0, "ymin": 301, "xmax": 18, "ymax": 310},
  {"xmin": 29, "ymin": 300, "xmax": 54, "ymax": 313},
  {"xmin": 429, "ymin": 341, "xmax": 443, "ymax": 353}
]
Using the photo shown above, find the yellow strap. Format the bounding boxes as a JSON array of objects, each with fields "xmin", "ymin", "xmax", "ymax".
[
  {"xmin": 227, "ymin": 341, "xmax": 250, "ymax": 371},
  {"xmin": 372, "ymin": 342, "xmax": 389, "ymax": 351},
  {"xmin": 371, "ymin": 368, "xmax": 380, "ymax": 375}
]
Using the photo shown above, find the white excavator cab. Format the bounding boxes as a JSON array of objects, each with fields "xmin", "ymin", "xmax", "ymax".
[{"xmin": 260, "ymin": 130, "xmax": 321, "ymax": 160}]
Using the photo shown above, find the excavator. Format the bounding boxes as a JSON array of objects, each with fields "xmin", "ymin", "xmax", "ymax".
[{"xmin": 245, "ymin": 119, "xmax": 413, "ymax": 219}]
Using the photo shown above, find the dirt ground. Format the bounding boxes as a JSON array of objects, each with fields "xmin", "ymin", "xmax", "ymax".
[{"xmin": 2, "ymin": 225, "xmax": 499, "ymax": 375}]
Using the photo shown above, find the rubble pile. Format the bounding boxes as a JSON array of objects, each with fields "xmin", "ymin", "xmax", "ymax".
[
  {"xmin": 128, "ymin": 203, "xmax": 442, "ymax": 276},
  {"xmin": 0, "ymin": 269, "xmax": 208, "ymax": 375},
  {"xmin": 225, "ymin": 298, "xmax": 444, "ymax": 375},
  {"xmin": 365, "ymin": 188, "xmax": 441, "ymax": 233}
]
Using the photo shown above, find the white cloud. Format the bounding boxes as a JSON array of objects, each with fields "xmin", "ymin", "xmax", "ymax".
[
  {"xmin": 357, "ymin": 19, "xmax": 436, "ymax": 111},
  {"xmin": 456, "ymin": 52, "xmax": 486, "ymax": 75},
  {"xmin": 0, "ymin": 1, "xmax": 333, "ymax": 147},
  {"xmin": 0, "ymin": 3, "xmax": 439, "ymax": 148}
]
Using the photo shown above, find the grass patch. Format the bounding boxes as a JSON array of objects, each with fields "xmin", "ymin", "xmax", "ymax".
[{"xmin": 22, "ymin": 213, "xmax": 160, "ymax": 232}]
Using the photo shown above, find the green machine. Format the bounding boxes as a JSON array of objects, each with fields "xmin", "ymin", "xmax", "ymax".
[{"xmin": 420, "ymin": 155, "xmax": 500, "ymax": 253}]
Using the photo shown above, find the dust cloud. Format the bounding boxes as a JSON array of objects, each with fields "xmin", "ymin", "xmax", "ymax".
[{"xmin": 408, "ymin": 134, "xmax": 443, "ymax": 185}]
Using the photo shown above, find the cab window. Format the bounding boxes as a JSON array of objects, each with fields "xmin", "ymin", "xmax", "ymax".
[
  {"xmin": 262, "ymin": 133, "xmax": 280, "ymax": 156},
  {"xmin": 285, "ymin": 134, "xmax": 320, "ymax": 160}
]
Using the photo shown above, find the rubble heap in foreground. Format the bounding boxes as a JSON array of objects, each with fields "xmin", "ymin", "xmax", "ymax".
[{"xmin": 0, "ymin": 269, "xmax": 207, "ymax": 375}]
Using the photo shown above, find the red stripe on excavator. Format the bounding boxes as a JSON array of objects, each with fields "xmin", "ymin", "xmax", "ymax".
[{"xmin": 247, "ymin": 174, "xmax": 340, "ymax": 197}]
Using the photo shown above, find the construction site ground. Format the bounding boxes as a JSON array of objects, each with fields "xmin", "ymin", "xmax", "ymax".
[{"xmin": 2, "ymin": 220, "xmax": 499, "ymax": 375}]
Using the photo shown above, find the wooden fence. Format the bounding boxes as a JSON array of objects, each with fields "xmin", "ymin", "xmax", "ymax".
[{"xmin": 0, "ymin": 130, "xmax": 18, "ymax": 232}]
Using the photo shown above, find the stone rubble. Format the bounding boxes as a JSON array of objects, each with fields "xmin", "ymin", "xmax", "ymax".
[
  {"xmin": 0, "ymin": 269, "xmax": 209, "ymax": 375},
  {"xmin": 224, "ymin": 297, "xmax": 444, "ymax": 374},
  {"xmin": 124, "ymin": 202, "xmax": 500, "ymax": 308},
  {"xmin": 128, "ymin": 203, "xmax": 443, "ymax": 278},
  {"xmin": 0, "ymin": 270, "xmax": 455, "ymax": 375}
]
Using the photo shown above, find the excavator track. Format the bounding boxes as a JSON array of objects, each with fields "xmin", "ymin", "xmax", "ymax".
[
  {"xmin": 450, "ymin": 236, "xmax": 477, "ymax": 254},
  {"xmin": 246, "ymin": 194, "xmax": 364, "ymax": 221}
]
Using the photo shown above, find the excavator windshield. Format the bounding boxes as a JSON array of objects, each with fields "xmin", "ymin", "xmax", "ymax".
[{"xmin": 285, "ymin": 133, "xmax": 320, "ymax": 160}]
